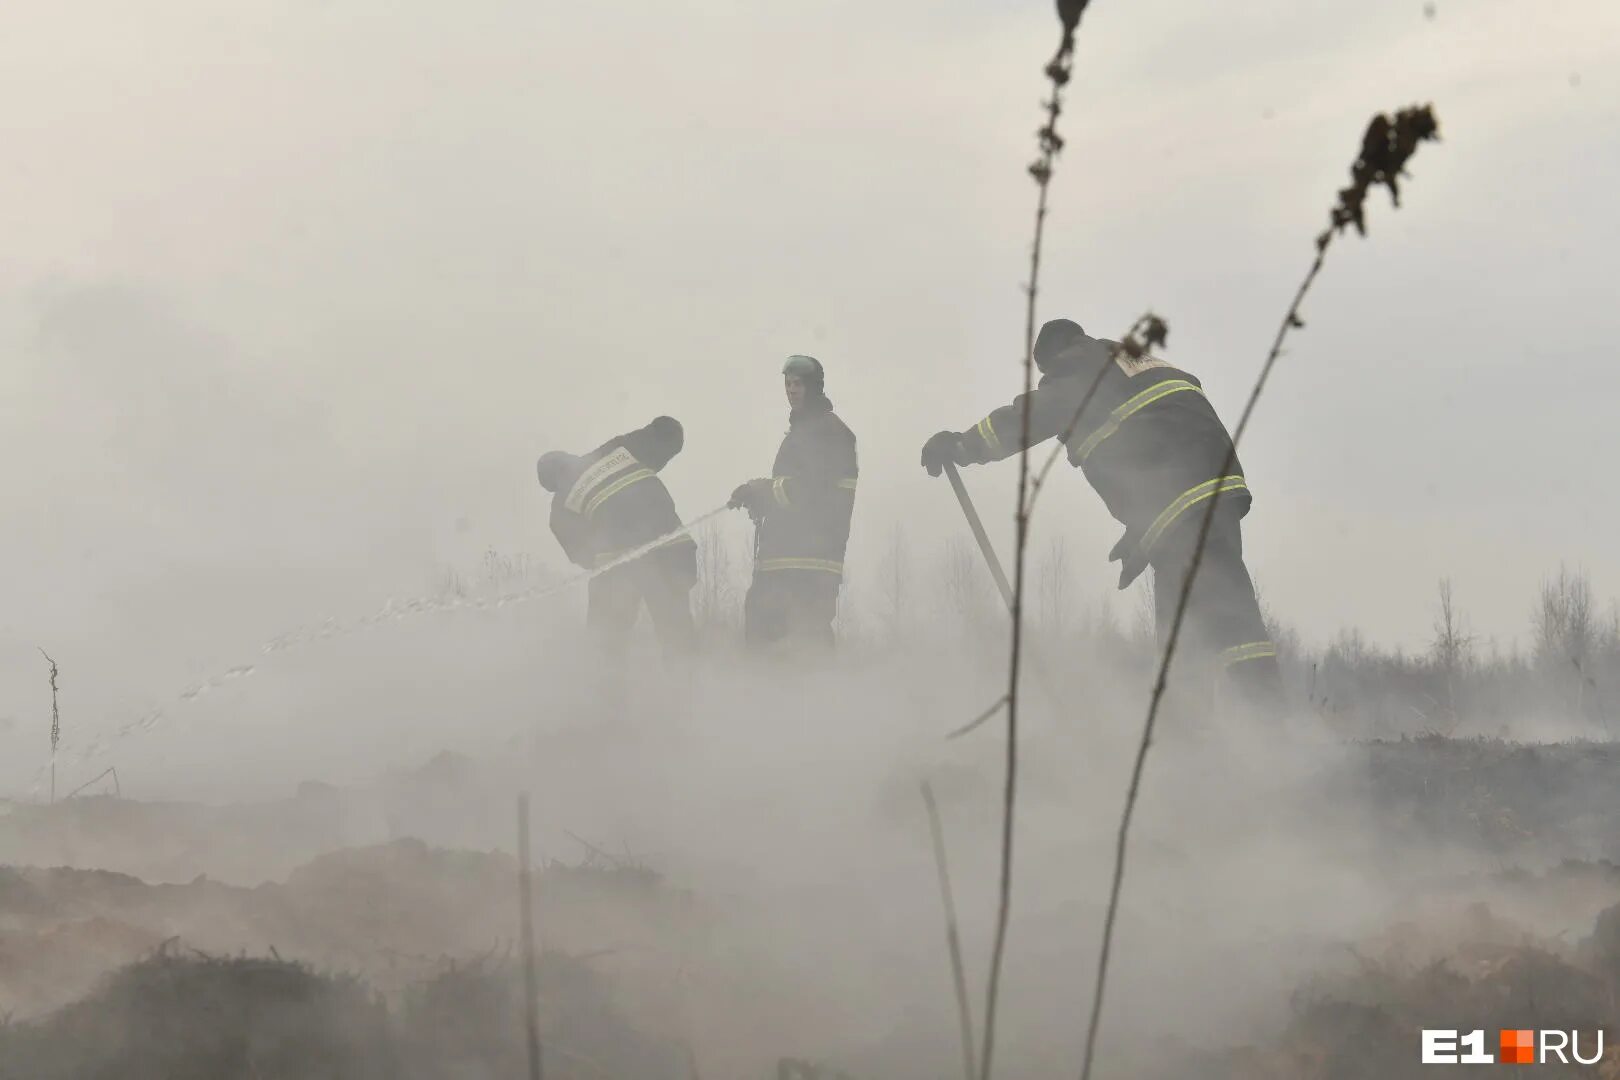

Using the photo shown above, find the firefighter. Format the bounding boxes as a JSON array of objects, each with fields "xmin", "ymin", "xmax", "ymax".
[
  {"xmin": 729, "ymin": 355, "xmax": 859, "ymax": 650},
  {"xmin": 536, "ymin": 415, "xmax": 697, "ymax": 661},
  {"xmin": 919, "ymin": 319, "xmax": 1283, "ymax": 716}
]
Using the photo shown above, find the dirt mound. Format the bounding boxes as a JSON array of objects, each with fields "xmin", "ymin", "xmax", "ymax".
[
  {"xmin": 0, "ymin": 949, "xmax": 686, "ymax": 1080},
  {"xmin": 0, "ymin": 916, "xmax": 165, "ymax": 1021},
  {"xmin": 1194, "ymin": 899, "xmax": 1620, "ymax": 1079},
  {"xmin": 268, "ymin": 838, "xmax": 522, "ymax": 962},
  {"xmin": 0, "ymin": 838, "xmax": 691, "ymax": 1024},
  {"xmin": 401, "ymin": 954, "xmax": 685, "ymax": 1079},
  {"xmin": 0, "ymin": 792, "xmax": 350, "ymax": 885},
  {"xmin": 0, "ymin": 953, "xmax": 395, "ymax": 1080}
]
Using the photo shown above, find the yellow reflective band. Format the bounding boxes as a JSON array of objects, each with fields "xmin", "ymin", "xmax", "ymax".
[
  {"xmin": 758, "ymin": 557, "xmax": 844, "ymax": 575},
  {"xmin": 583, "ymin": 467, "xmax": 654, "ymax": 517},
  {"xmin": 1221, "ymin": 641, "xmax": 1277, "ymax": 666},
  {"xmin": 772, "ymin": 477, "xmax": 792, "ymax": 508},
  {"xmin": 564, "ymin": 447, "xmax": 639, "ymax": 514},
  {"xmin": 1142, "ymin": 475, "xmax": 1248, "ymax": 552},
  {"xmin": 1074, "ymin": 380, "xmax": 1203, "ymax": 464},
  {"xmin": 837, "ymin": 477, "xmax": 858, "ymax": 491},
  {"xmin": 977, "ymin": 416, "xmax": 1002, "ymax": 455}
]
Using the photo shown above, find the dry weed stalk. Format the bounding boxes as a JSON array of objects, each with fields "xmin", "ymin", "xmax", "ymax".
[
  {"xmin": 65, "ymin": 766, "xmax": 121, "ymax": 800},
  {"xmin": 1077, "ymin": 104, "xmax": 1440, "ymax": 1080},
  {"xmin": 945, "ymin": 694, "xmax": 1011, "ymax": 742},
  {"xmin": 944, "ymin": 314, "xmax": 1165, "ymax": 746},
  {"xmin": 982, "ymin": 2, "xmax": 1092, "ymax": 1077},
  {"xmin": 518, "ymin": 794, "xmax": 543, "ymax": 1080},
  {"xmin": 1027, "ymin": 312, "xmax": 1169, "ymax": 516},
  {"xmin": 922, "ymin": 780, "xmax": 977, "ymax": 1080},
  {"xmin": 40, "ymin": 648, "xmax": 60, "ymax": 803}
]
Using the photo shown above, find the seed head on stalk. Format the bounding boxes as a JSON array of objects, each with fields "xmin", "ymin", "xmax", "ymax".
[
  {"xmin": 1078, "ymin": 104, "xmax": 1442, "ymax": 1080},
  {"xmin": 1320, "ymin": 105, "xmax": 1441, "ymax": 249}
]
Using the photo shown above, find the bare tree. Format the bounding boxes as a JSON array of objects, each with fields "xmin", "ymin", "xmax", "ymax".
[
  {"xmin": 1255, "ymin": 581, "xmax": 1300, "ymax": 668},
  {"xmin": 693, "ymin": 521, "xmax": 740, "ymax": 635},
  {"xmin": 1535, "ymin": 563, "xmax": 1596, "ymax": 718},
  {"xmin": 1327, "ymin": 627, "xmax": 1370, "ymax": 671},
  {"xmin": 41, "ymin": 649, "xmax": 60, "ymax": 803},
  {"xmin": 880, "ymin": 524, "xmax": 911, "ymax": 643},
  {"xmin": 1091, "ymin": 591, "xmax": 1120, "ymax": 646},
  {"xmin": 433, "ymin": 565, "xmax": 469, "ymax": 602},
  {"xmin": 1429, "ymin": 577, "xmax": 1473, "ymax": 728},
  {"xmin": 1535, "ymin": 564, "xmax": 1594, "ymax": 666},
  {"xmin": 1601, "ymin": 604, "xmax": 1620, "ymax": 733},
  {"xmin": 1036, "ymin": 536, "xmax": 1071, "ymax": 640},
  {"xmin": 1128, "ymin": 576, "xmax": 1156, "ymax": 652},
  {"xmin": 940, "ymin": 536, "xmax": 991, "ymax": 636}
]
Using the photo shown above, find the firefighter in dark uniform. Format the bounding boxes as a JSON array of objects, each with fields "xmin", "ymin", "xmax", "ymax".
[
  {"xmin": 919, "ymin": 319, "xmax": 1283, "ymax": 716},
  {"xmin": 729, "ymin": 356, "xmax": 858, "ymax": 650},
  {"xmin": 536, "ymin": 415, "xmax": 697, "ymax": 660}
]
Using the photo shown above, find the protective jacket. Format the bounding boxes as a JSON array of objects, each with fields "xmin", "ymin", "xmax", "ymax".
[
  {"xmin": 953, "ymin": 337, "xmax": 1246, "ymax": 588},
  {"xmin": 548, "ymin": 422, "xmax": 696, "ymax": 583},
  {"xmin": 753, "ymin": 395, "xmax": 858, "ymax": 582}
]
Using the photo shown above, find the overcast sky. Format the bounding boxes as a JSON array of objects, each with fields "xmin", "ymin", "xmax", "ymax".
[{"xmin": 3, "ymin": 0, "xmax": 1618, "ymax": 739}]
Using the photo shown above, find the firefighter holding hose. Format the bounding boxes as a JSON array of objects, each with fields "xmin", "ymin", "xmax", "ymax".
[
  {"xmin": 536, "ymin": 415, "xmax": 698, "ymax": 661},
  {"xmin": 729, "ymin": 356, "xmax": 859, "ymax": 652}
]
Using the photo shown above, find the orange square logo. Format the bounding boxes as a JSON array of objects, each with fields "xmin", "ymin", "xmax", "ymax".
[{"xmin": 1499, "ymin": 1029, "xmax": 1535, "ymax": 1065}]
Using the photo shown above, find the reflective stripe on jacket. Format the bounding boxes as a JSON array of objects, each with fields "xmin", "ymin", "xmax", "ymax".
[
  {"xmin": 565, "ymin": 447, "xmax": 655, "ymax": 518},
  {"xmin": 754, "ymin": 395, "xmax": 858, "ymax": 581},
  {"xmin": 954, "ymin": 338, "xmax": 1248, "ymax": 586},
  {"xmin": 547, "ymin": 427, "xmax": 696, "ymax": 585}
]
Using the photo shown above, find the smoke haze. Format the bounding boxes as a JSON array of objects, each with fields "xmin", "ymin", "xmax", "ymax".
[{"xmin": 2, "ymin": 3, "xmax": 1619, "ymax": 1076}]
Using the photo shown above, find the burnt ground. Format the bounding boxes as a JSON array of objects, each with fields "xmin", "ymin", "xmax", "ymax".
[
  {"xmin": 0, "ymin": 949, "xmax": 686, "ymax": 1080},
  {"xmin": 1180, "ymin": 888, "xmax": 1620, "ymax": 1079},
  {"xmin": 0, "ymin": 839, "xmax": 694, "ymax": 1079},
  {"xmin": 0, "ymin": 735, "xmax": 1617, "ymax": 1078},
  {"xmin": 1349, "ymin": 737, "xmax": 1620, "ymax": 861}
]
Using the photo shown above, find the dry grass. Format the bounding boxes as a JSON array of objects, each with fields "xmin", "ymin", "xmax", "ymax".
[{"xmin": 1080, "ymin": 103, "xmax": 1440, "ymax": 1080}]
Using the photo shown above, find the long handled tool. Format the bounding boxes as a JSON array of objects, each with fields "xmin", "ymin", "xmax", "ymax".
[
  {"xmin": 944, "ymin": 463, "xmax": 1014, "ymax": 608},
  {"xmin": 941, "ymin": 462, "xmax": 1065, "ymax": 733}
]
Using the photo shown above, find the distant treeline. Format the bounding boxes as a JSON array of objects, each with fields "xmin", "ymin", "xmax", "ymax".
[{"xmin": 440, "ymin": 529, "xmax": 1619, "ymax": 738}]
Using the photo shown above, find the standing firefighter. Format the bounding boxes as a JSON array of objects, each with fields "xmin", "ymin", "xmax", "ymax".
[
  {"xmin": 919, "ymin": 319, "xmax": 1284, "ymax": 716},
  {"xmin": 536, "ymin": 416, "xmax": 697, "ymax": 661},
  {"xmin": 730, "ymin": 356, "xmax": 858, "ymax": 650}
]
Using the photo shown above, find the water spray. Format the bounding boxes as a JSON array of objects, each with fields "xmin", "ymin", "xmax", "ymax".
[{"xmin": 30, "ymin": 506, "xmax": 731, "ymax": 791}]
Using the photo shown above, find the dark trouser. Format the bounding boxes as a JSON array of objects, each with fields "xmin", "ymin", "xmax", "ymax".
[
  {"xmin": 587, "ymin": 557, "xmax": 696, "ymax": 661},
  {"xmin": 743, "ymin": 571, "xmax": 839, "ymax": 652},
  {"xmin": 1150, "ymin": 500, "xmax": 1284, "ymax": 720}
]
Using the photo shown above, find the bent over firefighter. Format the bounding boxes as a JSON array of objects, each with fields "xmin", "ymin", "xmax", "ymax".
[
  {"xmin": 536, "ymin": 415, "xmax": 697, "ymax": 662},
  {"xmin": 919, "ymin": 318, "xmax": 1284, "ymax": 717}
]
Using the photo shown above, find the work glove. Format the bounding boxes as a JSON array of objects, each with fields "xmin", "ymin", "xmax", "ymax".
[
  {"xmin": 728, "ymin": 478, "xmax": 773, "ymax": 517},
  {"xmin": 1109, "ymin": 529, "xmax": 1149, "ymax": 589},
  {"xmin": 920, "ymin": 431, "xmax": 966, "ymax": 477}
]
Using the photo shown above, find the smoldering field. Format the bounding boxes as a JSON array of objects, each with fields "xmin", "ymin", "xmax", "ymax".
[
  {"xmin": 5, "ymin": 304, "xmax": 1620, "ymax": 1071},
  {"xmin": 4, "ymin": 549, "xmax": 1620, "ymax": 1078},
  {"xmin": 6, "ymin": 0, "xmax": 1620, "ymax": 1074}
]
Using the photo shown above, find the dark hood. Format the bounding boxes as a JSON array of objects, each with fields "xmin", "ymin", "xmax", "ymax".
[
  {"xmin": 790, "ymin": 392, "xmax": 834, "ymax": 426},
  {"xmin": 536, "ymin": 451, "xmax": 584, "ymax": 493},
  {"xmin": 1034, "ymin": 318, "xmax": 1092, "ymax": 375},
  {"xmin": 635, "ymin": 415, "xmax": 685, "ymax": 471},
  {"xmin": 1041, "ymin": 336, "xmax": 1120, "ymax": 382}
]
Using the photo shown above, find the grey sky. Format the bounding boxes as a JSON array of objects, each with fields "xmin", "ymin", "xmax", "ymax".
[{"xmin": 3, "ymin": 0, "xmax": 1618, "ymax": 731}]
